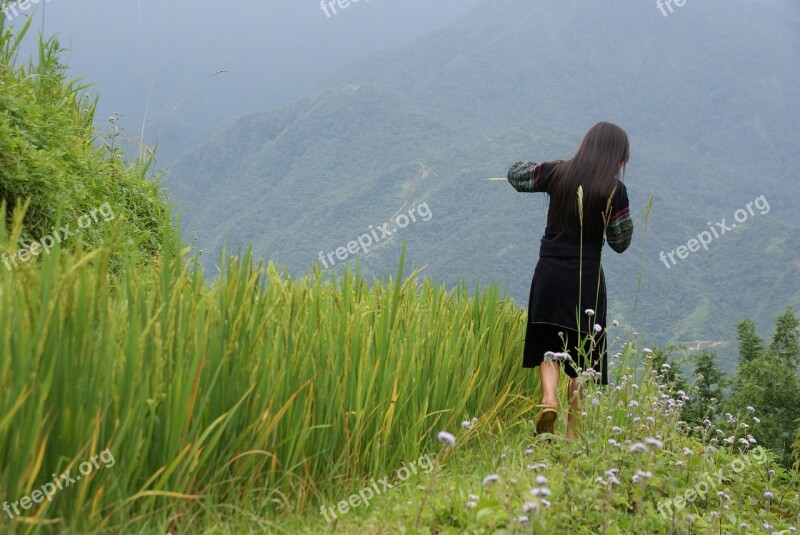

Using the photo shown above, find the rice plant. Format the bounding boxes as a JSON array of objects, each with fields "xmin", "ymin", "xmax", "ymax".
[{"xmin": 0, "ymin": 210, "xmax": 539, "ymax": 532}]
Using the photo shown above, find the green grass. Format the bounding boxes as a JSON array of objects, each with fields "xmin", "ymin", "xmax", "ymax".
[
  {"xmin": 269, "ymin": 345, "xmax": 800, "ymax": 534},
  {"xmin": 0, "ymin": 211, "xmax": 542, "ymax": 532},
  {"xmin": 1, "ymin": 218, "xmax": 798, "ymax": 533}
]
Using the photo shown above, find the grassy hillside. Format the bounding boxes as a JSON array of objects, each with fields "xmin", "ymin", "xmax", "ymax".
[
  {"xmin": 1, "ymin": 228, "xmax": 797, "ymax": 532},
  {"xmin": 165, "ymin": 0, "xmax": 800, "ymax": 372},
  {"xmin": 0, "ymin": 22, "xmax": 173, "ymax": 269}
]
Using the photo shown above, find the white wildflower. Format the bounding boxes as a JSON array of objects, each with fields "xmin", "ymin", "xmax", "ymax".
[
  {"xmin": 437, "ymin": 431, "xmax": 456, "ymax": 446},
  {"xmin": 482, "ymin": 474, "xmax": 500, "ymax": 486},
  {"xmin": 644, "ymin": 437, "xmax": 663, "ymax": 449}
]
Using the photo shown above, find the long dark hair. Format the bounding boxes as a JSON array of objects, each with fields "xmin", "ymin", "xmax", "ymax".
[{"xmin": 549, "ymin": 122, "xmax": 630, "ymax": 241}]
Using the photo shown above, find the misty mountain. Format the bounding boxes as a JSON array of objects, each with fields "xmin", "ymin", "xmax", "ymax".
[{"xmin": 165, "ymin": 0, "xmax": 800, "ymax": 371}]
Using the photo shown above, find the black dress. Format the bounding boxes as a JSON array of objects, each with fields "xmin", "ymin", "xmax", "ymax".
[{"xmin": 507, "ymin": 161, "xmax": 633, "ymax": 385}]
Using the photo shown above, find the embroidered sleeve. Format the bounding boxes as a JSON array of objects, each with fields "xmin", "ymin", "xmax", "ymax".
[
  {"xmin": 507, "ymin": 161, "xmax": 553, "ymax": 193},
  {"xmin": 606, "ymin": 184, "xmax": 633, "ymax": 253}
]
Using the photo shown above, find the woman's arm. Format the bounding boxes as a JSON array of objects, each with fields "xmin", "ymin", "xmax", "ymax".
[
  {"xmin": 606, "ymin": 185, "xmax": 633, "ymax": 253},
  {"xmin": 507, "ymin": 161, "xmax": 551, "ymax": 192}
]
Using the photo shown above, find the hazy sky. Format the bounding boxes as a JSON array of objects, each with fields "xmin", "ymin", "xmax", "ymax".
[
  {"xmin": 5, "ymin": 0, "xmax": 796, "ymax": 162},
  {"xmin": 10, "ymin": 0, "xmax": 483, "ymax": 150}
]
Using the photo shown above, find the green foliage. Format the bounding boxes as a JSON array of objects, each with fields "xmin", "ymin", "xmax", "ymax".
[
  {"xmin": 0, "ymin": 25, "xmax": 173, "ymax": 269},
  {"xmin": 682, "ymin": 350, "xmax": 726, "ymax": 426},
  {"xmin": 736, "ymin": 318, "xmax": 765, "ymax": 364},
  {"xmin": 647, "ymin": 344, "xmax": 687, "ymax": 391},
  {"xmin": 727, "ymin": 309, "xmax": 800, "ymax": 468},
  {"xmin": 769, "ymin": 307, "xmax": 800, "ymax": 367},
  {"xmin": 794, "ymin": 420, "xmax": 800, "ymax": 470}
]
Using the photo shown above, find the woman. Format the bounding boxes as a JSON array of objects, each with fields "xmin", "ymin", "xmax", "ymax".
[{"xmin": 506, "ymin": 122, "xmax": 633, "ymax": 440}]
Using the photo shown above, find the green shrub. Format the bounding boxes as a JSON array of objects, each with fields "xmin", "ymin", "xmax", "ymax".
[{"xmin": 0, "ymin": 22, "xmax": 173, "ymax": 270}]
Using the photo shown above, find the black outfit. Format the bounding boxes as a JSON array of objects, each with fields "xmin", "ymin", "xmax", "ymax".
[{"xmin": 507, "ymin": 161, "xmax": 633, "ymax": 385}]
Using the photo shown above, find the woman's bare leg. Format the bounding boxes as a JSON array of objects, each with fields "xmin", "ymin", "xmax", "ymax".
[
  {"xmin": 566, "ymin": 378, "xmax": 583, "ymax": 440},
  {"xmin": 539, "ymin": 361, "xmax": 560, "ymax": 408}
]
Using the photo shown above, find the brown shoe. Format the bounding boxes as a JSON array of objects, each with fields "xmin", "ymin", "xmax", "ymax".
[{"xmin": 535, "ymin": 407, "xmax": 558, "ymax": 436}]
